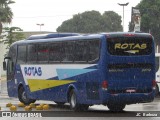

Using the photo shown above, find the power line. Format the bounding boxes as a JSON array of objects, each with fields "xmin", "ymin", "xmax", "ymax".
[
  {"xmin": 13, "ymin": 15, "xmax": 73, "ymax": 19},
  {"xmin": 13, "ymin": 10, "xmax": 132, "ymax": 19}
]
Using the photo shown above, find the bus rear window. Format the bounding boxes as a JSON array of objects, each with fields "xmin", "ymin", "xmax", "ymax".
[{"xmin": 107, "ymin": 37, "xmax": 152, "ymax": 56}]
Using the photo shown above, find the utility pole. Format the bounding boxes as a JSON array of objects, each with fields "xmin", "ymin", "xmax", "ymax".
[
  {"xmin": 36, "ymin": 23, "xmax": 44, "ymax": 31},
  {"xmin": 118, "ymin": 2, "xmax": 129, "ymax": 32}
]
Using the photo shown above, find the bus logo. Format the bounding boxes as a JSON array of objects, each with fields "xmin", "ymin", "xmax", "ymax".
[
  {"xmin": 114, "ymin": 43, "xmax": 147, "ymax": 50},
  {"xmin": 124, "ymin": 50, "xmax": 139, "ymax": 54},
  {"xmin": 24, "ymin": 67, "xmax": 42, "ymax": 76}
]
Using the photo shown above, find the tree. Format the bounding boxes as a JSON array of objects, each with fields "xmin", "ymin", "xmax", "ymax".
[
  {"xmin": 129, "ymin": 0, "xmax": 160, "ymax": 45},
  {"xmin": 2, "ymin": 27, "xmax": 25, "ymax": 49},
  {"xmin": 0, "ymin": 0, "xmax": 15, "ymax": 34},
  {"xmin": 57, "ymin": 10, "xmax": 122, "ymax": 33},
  {"xmin": 102, "ymin": 11, "xmax": 122, "ymax": 32}
]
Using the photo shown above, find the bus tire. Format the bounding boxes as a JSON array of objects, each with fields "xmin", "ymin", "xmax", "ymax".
[
  {"xmin": 107, "ymin": 103, "xmax": 126, "ymax": 112},
  {"xmin": 18, "ymin": 86, "xmax": 36, "ymax": 105},
  {"xmin": 69, "ymin": 89, "xmax": 89, "ymax": 111}
]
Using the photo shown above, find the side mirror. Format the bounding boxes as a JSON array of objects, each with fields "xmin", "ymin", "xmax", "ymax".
[
  {"xmin": 3, "ymin": 61, "xmax": 6, "ymax": 71},
  {"xmin": 3, "ymin": 56, "xmax": 11, "ymax": 71}
]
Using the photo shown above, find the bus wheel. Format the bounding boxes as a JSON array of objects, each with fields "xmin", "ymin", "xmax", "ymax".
[
  {"xmin": 54, "ymin": 102, "xmax": 65, "ymax": 105},
  {"xmin": 107, "ymin": 103, "xmax": 126, "ymax": 112},
  {"xmin": 18, "ymin": 86, "xmax": 36, "ymax": 105},
  {"xmin": 69, "ymin": 89, "xmax": 89, "ymax": 111}
]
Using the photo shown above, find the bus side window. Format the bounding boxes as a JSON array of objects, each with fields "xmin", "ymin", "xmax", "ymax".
[
  {"xmin": 7, "ymin": 60, "xmax": 14, "ymax": 75},
  {"xmin": 74, "ymin": 41, "xmax": 88, "ymax": 62},
  {"xmin": 9, "ymin": 45, "xmax": 17, "ymax": 64},
  {"xmin": 49, "ymin": 42, "xmax": 62, "ymax": 62},
  {"xmin": 61, "ymin": 42, "xmax": 74, "ymax": 62},
  {"xmin": 17, "ymin": 45, "xmax": 27, "ymax": 64},
  {"xmin": 88, "ymin": 40, "xmax": 100, "ymax": 62},
  {"xmin": 37, "ymin": 44, "xmax": 49, "ymax": 62},
  {"xmin": 27, "ymin": 44, "xmax": 37, "ymax": 63}
]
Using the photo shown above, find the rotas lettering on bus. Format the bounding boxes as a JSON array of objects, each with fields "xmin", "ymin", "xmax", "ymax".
[{"xmin": 24, "ymin": 67, "xmax": 42, "ymax": 76}]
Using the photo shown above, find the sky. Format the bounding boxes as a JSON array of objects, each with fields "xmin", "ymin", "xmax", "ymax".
[{"xmin": 9, "ymin": 0, "xmax": 141, "ymax": 32}]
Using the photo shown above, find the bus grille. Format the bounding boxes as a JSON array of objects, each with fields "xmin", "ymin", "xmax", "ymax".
[{"xmin": 86, "ymin": 82, "xmax": 100, "ymax": 100}]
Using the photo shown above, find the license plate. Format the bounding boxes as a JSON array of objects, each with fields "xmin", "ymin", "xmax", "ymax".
[{"xmin": 126, "ymin": 89, "xmax": 136, "ymax": 93}]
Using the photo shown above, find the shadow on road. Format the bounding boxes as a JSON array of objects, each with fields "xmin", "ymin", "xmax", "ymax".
[{"xmin": 44, "ymin": 104, "xmax": 146, "ymax": 117}]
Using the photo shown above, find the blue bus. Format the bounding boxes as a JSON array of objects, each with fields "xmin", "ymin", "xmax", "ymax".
[{"xmin": 3, "ymin": 32, "xmax": 156, "ymax": 111}]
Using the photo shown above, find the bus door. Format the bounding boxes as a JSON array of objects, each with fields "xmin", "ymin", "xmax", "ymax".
[
  {"xmin": 7, "ymin": 45, "xmax": 17, "ymax": 97},
  {"xmin": 7, "ymin": 59, "xmax": 17, "ymax": 97}
]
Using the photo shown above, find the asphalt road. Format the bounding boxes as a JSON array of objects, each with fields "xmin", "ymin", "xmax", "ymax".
[{"xmin": 0, "ymin": 79, "xmax": 160, "ymax": 120}]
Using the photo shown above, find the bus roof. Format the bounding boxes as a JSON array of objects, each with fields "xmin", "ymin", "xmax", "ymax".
[
  {"xmin": 11, "ymin": 32, "xmax": 153, "ymax": 46},
  {"xmin": 12, "ymin": 33, "xmax": 103, "ymax": 45},
  {"xmin": 27, "ymin": 33, "xmax": 81, "ymax": 40},
  {"xmin": 100, "ymin": 32, "xmax": 152, "ymax": 38}
]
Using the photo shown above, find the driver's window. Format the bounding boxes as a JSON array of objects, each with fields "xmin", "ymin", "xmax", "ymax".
[{"xmin": 7, "ymin": 60, "xmax": 13, "ymax": 75}]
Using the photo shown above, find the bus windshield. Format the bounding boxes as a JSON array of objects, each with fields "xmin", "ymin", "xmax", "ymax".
[{"xmin": 107, "ymin": 37, "xmax": 152, "ymax": 56}]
